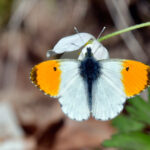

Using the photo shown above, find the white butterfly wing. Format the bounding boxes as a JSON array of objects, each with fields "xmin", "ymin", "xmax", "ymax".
[
  {"xmin": 92, "ymin": 60, "xmax": 126, "ymax": 120},
  {"xmin": 59, "ymin": 60, "xmax": 90, "ymax": 121}
]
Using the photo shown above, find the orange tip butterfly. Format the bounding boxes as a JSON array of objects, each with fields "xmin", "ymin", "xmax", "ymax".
[{"xmin": 30, "ymin": 33, "xmax": 150, "ymax": 121}]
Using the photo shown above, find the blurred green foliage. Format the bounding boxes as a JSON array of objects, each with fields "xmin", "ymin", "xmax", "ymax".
[
  {"xmin": 103, "ymin": 87, "xmax": 150, "ymax": 150},
  {"xmin": 0, "ymin": 0, "xmax": 13, "ymax": 28}
]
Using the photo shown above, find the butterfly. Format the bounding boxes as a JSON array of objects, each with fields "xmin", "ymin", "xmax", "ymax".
[{"xmin": 30, "ymin": 33, "xmax": 150, "ymax": 121}]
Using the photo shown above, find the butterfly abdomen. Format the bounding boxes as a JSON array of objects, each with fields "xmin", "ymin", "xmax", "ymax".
[{"xmin": 79, "ymin": 48, "xmax": 101, "ymax": 110}]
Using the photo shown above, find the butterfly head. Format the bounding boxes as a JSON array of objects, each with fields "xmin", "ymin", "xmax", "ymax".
[{"xmin": 85, "ymin": 47, "xmax": 93, "ymax": 58}]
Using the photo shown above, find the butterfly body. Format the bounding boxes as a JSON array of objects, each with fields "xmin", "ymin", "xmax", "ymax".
[
  {"xmin": 31, "ymin": 46, "xmax": 150, "ymax": 121},
  {"xmin": 79, "ymin": 47, "xmax": 101, "ymax": 110}
]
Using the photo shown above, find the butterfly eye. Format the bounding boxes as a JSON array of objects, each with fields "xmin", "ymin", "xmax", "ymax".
[
  {"xmin": 53, "ymin": 67, "xmax": 57, "ymax": 71},
  {"xmin": 126, "ymin": 67, "xmax": 129, "ymax": 71}
]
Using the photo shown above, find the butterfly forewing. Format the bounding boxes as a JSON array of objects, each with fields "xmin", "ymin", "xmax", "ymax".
[
  {"xmin": 30, "ymin": 59, "xmax": 90, "ymax": 121},
  {"xmin": 121, "ymin": 60, "xmax": 150, "ymax": 97},
  {"xmin": 30, "ymin": 60, "xmax": 62, "ymax": 97},
  {"xmin": 91, "ymin": 59, "xmax": 150, "ymax": 120}
]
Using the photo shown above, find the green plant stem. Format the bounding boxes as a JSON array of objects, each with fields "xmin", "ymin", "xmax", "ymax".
[{"xmin": 98, "ymin": 22, "xmax": 150, "ymax": 42}]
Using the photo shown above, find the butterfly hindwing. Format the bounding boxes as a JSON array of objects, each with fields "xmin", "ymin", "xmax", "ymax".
[
  {"xmin": 58, "ymin": 60, "xmax": 90, "ymax": 121},
  {"xmin": 59, "ymin": 73, "xmax": 90, "ymax": 121},
  {"xmin": 92, "ymin": 59, "xmax": 150, "ymax": 120}
]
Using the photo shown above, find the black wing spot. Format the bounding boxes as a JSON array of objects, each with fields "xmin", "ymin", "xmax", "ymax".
[
  {"xmin": 53, "ymin": 67, "xmax": 57, "ymax": 71},
  {"xmin": 126, "ymin": 67, "xmax": 129, "ymax": 71}
]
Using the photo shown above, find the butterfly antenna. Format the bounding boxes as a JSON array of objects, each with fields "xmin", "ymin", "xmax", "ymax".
[
  {"xmin": 74, "ymin": 26, "xmax": 79, "ymax": 34},
  {"xmin": 92, "ymin": 27, "xmax": 106, "ymax": 55},
  {"xmin": 74, "ymin": 26, "xmax": 85, "ymax": 43},
  {"xmin": 97, "ymin": 26, "xmax": 106, "ymax": 40}
]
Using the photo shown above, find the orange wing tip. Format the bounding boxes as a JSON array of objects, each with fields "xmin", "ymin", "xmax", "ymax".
[
  {"xmin": 30, "ymin": 65, "xmax": 59, "ymax": 98},
  {"xmin": 121, "ymin": 60, "xmax": 150, "ymax": 97},
  {"xmin": 30, "ymin": 60, "xmax": 61, "ymax": 98},
  {"xmin": 148, "ymin": 67, "xmax": 150, "ymax": 86}
]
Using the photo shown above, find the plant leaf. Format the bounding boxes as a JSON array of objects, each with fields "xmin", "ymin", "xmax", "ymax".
[
  {"xmin": 126, "ymin": 96, "xmax": 150, "ymax": 124},
  {"xmin": 102, "ymin": 132, "xmax": 150, "ymax": 150},
  {"xmin": 112, "ymin": 115, "xmax": 145, "ymax": 133}
]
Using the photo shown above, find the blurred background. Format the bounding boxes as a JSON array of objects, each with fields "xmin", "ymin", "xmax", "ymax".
[{"xmin": 0, "ymin": 0, "xmax": 150, "ymax": 150}]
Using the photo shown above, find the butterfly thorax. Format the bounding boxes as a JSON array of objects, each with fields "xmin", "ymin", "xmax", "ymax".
[{"xmin": 79, "ymin": 47, "xmax": 101, "ymax": 110}]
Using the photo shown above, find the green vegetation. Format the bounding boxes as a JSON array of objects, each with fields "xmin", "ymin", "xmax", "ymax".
[
  {"xmin": 103, "ymin": 88, "xmax": 150, "ymax": 150},
  {"xmin": 0, "ymin": 0, "xmax": 13, "ymax": 28},
  {"xmin": 99, "ymin": 22, "xmax": 150, "ymax": 42}
]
